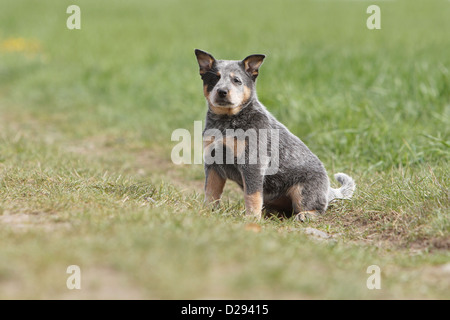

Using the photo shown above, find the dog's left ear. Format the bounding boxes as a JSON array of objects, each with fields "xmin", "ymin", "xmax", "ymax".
[
  {"xmin": 195, "ymin": 49, "xmax": 216, "ymax": 75},
  {"xmin": 242, "ymin": 54, "xmax": 266, "ymax": 79}
]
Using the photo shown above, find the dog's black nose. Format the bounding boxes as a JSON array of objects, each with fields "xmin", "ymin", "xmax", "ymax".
[{"xmin": 217, "ymin": 88, "xmax": 228, "ymax": 98}]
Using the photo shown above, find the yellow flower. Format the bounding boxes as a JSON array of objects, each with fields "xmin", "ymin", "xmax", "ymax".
[{"xmin": 0, "ymin": 37, "xmax": 41, "ymax": 54}]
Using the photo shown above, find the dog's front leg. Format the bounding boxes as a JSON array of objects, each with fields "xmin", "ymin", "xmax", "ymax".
[
  {"xmin": 244, "ymin": 191, "xmax": 263, "ymax": 219},
  {"xmin": 204, "ymin": 167, "xmax": 226, "ymax": 207},
  {"xmin": 241, "ymin": 168, "xmax": 264, "ymax": 219}
]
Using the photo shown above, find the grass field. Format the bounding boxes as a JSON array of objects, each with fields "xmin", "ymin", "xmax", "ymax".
[{"xmin": 0, "ymin": 0, "xmax": 449, "ymax": 299}]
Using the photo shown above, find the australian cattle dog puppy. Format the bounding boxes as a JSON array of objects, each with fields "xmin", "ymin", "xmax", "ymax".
[{"xmin": 195, "ymin": 49, "xmax": 355, "ymax": 220}]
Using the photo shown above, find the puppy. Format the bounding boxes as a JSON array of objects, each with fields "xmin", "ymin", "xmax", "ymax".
[{"xmin": 195, "ymin": 49, "xmax": 355, "ymax": 220}]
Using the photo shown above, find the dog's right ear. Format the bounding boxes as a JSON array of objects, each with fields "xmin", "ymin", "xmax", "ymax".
[
  {"xmin": 242, "ymin": 54, "xmax": 265, "ymax": 80},
  {"xmin": 195, "ymin": 49, "xmax": 216, "ymax": 75}
]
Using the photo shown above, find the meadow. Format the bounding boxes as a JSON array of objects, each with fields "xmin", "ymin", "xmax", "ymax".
[{"xmin": 0, "ymin": 0, "xmax": 448, "ymax": 299}]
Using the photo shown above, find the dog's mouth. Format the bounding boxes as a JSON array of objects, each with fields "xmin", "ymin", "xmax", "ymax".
[
  {"xmin": 216, "ymin": 102, "xmax": 234, "ymax": 107},
  {"xmin": 214, "ymin": 98, "xmax": 236, "ymax": 108},
  {"xmin": 209, "ymin": 99, "xmax": 243, "ymax": 115}
]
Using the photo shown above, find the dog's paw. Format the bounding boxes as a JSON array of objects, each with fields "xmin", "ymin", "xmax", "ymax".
[
  {"xmin": 244, "ymin": 212, "xmax": 262, "ymax": 221},
  {"xmin": 294, "ymin": 211, "xmax": 319, "ymax": 222},
  {"xmin": 204, "ymin": 199, "xmax": 221, "ymax": 211}
]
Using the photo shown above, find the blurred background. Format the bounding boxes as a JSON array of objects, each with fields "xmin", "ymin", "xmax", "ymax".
[
  {"xmin": 1, "ymin": 0, "xmax": 448, "ymax": 169},
  {"xmin": 0, "ymin": 0, "xmax": 448, "ymax": 299}
]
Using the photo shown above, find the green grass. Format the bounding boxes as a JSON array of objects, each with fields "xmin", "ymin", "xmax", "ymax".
[{"xmin": 0, "ymin": 0, "xmax": 449, "ymax": 299}]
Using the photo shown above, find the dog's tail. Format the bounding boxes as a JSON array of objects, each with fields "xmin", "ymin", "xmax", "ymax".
[{"xmin": 328, "ymin": 173, "xmax": 356, "ymax": 203}]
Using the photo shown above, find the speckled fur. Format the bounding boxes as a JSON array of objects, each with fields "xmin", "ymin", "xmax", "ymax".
[{"xmin": 195, "ymin": 49, "xmax": 355, "ymax": 219}]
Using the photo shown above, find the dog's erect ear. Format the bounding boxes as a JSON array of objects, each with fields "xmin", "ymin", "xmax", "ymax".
[
  {"xmin": 242, "ymin": 54, "xmax": 266, "ymax": 79},
  {"xmin": 195, "ymin": 49, "xmax": 216, "ymax": 75}
]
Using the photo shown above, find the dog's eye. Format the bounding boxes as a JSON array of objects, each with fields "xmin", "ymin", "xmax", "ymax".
[{"xmin": 233, "ymin": 77, "xmax": 242, "ymax": 85}]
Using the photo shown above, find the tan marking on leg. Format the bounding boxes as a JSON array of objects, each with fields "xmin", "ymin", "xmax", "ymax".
[
  {"xmin": 244, "ymin": 191, "xmax": 263, "ymax": 219},
  {"xmin": 287, "ymin": 184, "xmax": 303, "ymax": 213},
  {"xmin": 205, "ymin": 169, "xmax": 226, "ymax": 206},
  {"xmin": 241, "ymin": 173, "xmax": 263, "ymax": 219}
]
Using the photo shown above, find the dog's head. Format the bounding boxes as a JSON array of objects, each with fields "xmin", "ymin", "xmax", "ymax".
[{"xmin": 195, "ymin": 49, "xmax": 265, "ymax": 116}]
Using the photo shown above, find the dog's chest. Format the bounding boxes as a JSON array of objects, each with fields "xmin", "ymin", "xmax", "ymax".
[
  {"xmin": 204, "ymin": 107, "xmax": 268, "ymax": 133},
  {"xmin": 205, "ymin": 116, "xmax": 249, "ymax": 133}
]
